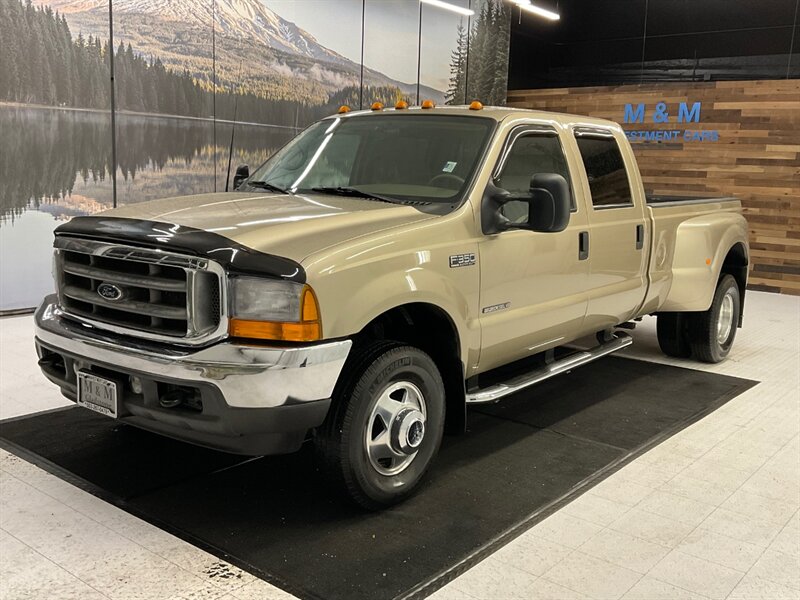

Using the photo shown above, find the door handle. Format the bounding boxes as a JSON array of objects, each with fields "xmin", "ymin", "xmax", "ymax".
[
  {"xmin": 578, "ymin": 231, "xmax": 589, "ymax": 260},
  {"xmin": 635, "ymin": 224, "xmax": 644, "ymax": 250}
]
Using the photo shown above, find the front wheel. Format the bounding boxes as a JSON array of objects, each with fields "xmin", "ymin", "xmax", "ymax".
[
  {"xmin": 315, "ymin": 341, "xmax": 445, "ymax": 509},
  {"xmin": 688, "ymin": 274, "xmax": 741, "ymax": 363}
]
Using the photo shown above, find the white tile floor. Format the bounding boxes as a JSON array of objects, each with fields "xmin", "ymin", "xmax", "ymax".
[{"xmin": 1, "ymin": 290, "xmax": 798, "ymax": 600}]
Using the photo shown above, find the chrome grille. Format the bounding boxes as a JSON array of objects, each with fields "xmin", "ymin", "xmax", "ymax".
[{"xmin": 54, "ymin": 237, "xmax": 226, "ymax": 345}]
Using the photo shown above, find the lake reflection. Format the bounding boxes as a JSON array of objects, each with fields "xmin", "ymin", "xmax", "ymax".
[{"xmin": 0, "ymin": 105, "xmax": 296, "ymax": 311}]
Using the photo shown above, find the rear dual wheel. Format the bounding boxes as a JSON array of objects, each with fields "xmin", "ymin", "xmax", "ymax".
[
  {"xmin": 656, "ymin": 274, "xmax": 740, "ymax": 364},
  {"xmin": 315, "ymin": 341, "xmax": 445, "ymax": 510},
  {"xmin": 689, "ymin": 274, "xmax": 740, "ymax": 363}
]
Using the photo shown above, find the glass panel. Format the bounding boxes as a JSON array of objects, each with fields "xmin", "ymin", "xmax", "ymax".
[
  {"xmin": 496, "ymin": 132, "xmax": 572, "ymax": 221},
  {"xmin": 465, "ymin": 0, "xmax": 512, "ymax": 105},
  {"xmin": 112, "ymin": 0, "xmax": 216, "ymax": 204},
  {"xmin": 250, "ymin": 115, "xmax": 494, "ymax": 201},
  {"xmin": 0, "ymin": 0, "xmax": 112, "ymax": 311},
  {"xmin": 496, "ymin": 134, "xmax": 571, "ymax": 194},
  {"xmin": 575, "ymin": 136, "xmax": 633, "ymax": 207},
  {"xmin": 419, "ymin": 0, "xmax": 470, "ymax": 105},
  {"xmin": 363, "ymin": 0, "xmax": 419, "ymax": 107},
  {"xmin": 213, "ymin": 0, "xmax": 363, "ymax": 191}
]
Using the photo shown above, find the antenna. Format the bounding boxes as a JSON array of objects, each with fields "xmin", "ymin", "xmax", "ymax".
[{"xmin": 224, "ymin": 61, "xmax": 244, "ymax": 192}]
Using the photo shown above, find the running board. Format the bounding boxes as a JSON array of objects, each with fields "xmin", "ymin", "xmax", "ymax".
[{"xmin": 465, "ymin": 332, "xmax": 633, "ymax": 404}]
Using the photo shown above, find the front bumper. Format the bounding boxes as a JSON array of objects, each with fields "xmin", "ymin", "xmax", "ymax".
[{"xmin": 34, "ymin": 296, "xmax": 352, "ymax": 455}]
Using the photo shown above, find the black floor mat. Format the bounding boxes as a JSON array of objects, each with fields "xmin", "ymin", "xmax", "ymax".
[{"xmin": 0, "ymin": 357, "xmax": 756, "ymax": 600}]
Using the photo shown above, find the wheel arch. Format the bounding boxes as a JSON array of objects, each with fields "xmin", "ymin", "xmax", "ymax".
[{"xmin": 353, "ymin": 302, "xmax": 466, "ymax": 435}]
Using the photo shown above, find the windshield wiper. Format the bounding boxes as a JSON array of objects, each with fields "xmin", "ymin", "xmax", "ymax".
[
  {"xmin": 311, "ymin": 186, "xmax": 401, "ymax": 204},
  {"xmin": 244, "ymin": 180, "xmax": 290, "ymax": 194}
]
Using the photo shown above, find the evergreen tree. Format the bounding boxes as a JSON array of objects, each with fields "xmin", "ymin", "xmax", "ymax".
[
  {"xmin": 445, "ymin": 20, "xmax": 468, "ymax": 105},
  {"xmin": 0, "ymin": 0, "xmax": 367, "ymax": 127},
  {"xmin": 453, "ymin": 0, "xmax": 511, "ymax": 106},
  {"xmin": 488, "ymin": 0, "xmax": 510, "ymax": 105}
]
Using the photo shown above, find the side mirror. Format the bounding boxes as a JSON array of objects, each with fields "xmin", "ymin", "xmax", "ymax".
[
  {"xmin": 232, "ymin": 164, "xmax": 249, "ymax": 190},
  {"xmin": 527, "ymin": 173, "xmax": 571, "ymax": 232},
  {"xmin": 481, "ymin": 173, "xmax": 571, "ymax": 235}
]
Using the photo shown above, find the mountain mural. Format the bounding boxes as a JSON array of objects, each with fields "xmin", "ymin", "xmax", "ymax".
[{"xmin": 33, "ymin": 0, "xmax": 445, "ymax": 104}]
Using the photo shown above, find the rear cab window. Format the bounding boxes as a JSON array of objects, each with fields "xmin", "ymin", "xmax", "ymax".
[{"xmin": 573, "ymin": 129, "xmax": 634, "ymax": 209}]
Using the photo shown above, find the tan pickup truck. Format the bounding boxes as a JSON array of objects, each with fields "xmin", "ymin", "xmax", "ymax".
[{"xmin": 35, "ymin": 104, "xmax": 749, "ymax": 508}]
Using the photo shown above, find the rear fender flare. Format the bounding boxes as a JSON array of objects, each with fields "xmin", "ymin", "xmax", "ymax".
[{"xmin": 660, "ymin": 213, "xmax": 748, "ymax": 312}]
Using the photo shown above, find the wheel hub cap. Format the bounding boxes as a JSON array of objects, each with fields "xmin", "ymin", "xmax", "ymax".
[
  {"xmin": 392, "ymin": 408, "xmax": 426, "ymax": 454},
  {"xmin": 365, "ymin": 381, "xmax": 427, "ymax": 476},
  {"xmin": 717, "ymin": 291, "xmax": 735, "ymax": 344}
]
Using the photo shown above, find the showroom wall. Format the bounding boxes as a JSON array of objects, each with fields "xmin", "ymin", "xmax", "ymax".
[
  {"xmin": 0, "ymin": 0, "xmax": 511, "ymax": 312},
  {"xmin": 507, "ymin": 80, "xmax": 800, "ymax": 295},
  {"xmin": 507, "ymin": 0, "xmax": 799, "ymax": 295}
]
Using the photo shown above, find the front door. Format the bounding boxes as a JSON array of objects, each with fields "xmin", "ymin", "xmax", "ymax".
[{"xmin": 477, "ymin": 126, "xmax": 590, "ymax": 373}]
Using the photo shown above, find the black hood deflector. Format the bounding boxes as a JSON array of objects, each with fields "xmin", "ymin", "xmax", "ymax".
[{"xmin": 55, "ymin": 216, "xmax": 306, "ymax": 283}]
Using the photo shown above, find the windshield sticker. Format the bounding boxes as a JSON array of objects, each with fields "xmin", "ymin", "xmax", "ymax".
[{"xmin": 442, "ymin": 161, "xmax": 457, "ymax": 173}]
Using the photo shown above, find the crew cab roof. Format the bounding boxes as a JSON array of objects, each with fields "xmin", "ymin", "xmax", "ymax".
[{"xmin": 324, "ymin": 104, "xmax": 623, "ymax": 131}]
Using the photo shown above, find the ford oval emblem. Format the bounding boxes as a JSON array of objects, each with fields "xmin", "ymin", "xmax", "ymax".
[{"xmin": 97, "ymin": 282, "xmax": 123, "ymax": 301}]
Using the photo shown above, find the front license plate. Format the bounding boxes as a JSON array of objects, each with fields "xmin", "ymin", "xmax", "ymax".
[{"xmin": 77, "ymin": 371, "xmax": 118, "ymax": 418}]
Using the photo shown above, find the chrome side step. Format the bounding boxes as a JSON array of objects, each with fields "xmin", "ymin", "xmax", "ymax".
[{"xmin": 465, "ymin": 332, "xmax": 633, "ymax": 404}]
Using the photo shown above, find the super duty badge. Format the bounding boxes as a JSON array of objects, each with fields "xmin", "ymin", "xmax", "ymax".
[{"xmin": 449, "ymin": 253, "xmax": 476, "ymax": 268}]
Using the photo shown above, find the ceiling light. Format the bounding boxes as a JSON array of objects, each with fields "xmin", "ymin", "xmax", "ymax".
[
  {"xmin": 420, "ymin": 0, "xmax": 475, "ymax": 17},
  {"xmin": 518, "ymin": 2, "xmax": 560, "ymax": 20}
]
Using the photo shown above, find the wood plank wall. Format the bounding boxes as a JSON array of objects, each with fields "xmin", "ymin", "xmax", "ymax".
[{"xmin": 507, "ymin": 80, "xmax": 800, "ymax": 295}]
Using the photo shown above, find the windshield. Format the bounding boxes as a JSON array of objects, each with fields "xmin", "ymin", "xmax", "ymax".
[{"xmin": 247, "ymin": 115, "xmax": 494, "ymax": 203}]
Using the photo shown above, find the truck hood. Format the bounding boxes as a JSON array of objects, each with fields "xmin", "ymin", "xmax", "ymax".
[{"xmin": 102, "ymin": 191, "xmax": 438, "ymax": 262}]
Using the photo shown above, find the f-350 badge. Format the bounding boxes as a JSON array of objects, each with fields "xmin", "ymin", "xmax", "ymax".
[{"xmin": 449, "ymin": 253, "xmax": 476, "ymax": 268}]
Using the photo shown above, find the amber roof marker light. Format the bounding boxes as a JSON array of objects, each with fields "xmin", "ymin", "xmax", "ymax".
[
  {"xmin": 337, "ymin": 105, "xmax": 351, "ymax": 114},
  {"xmin": 395, "ymin": 100, "xmax": 409, "ymax": 110},
  {"xmin": 421, "ymin": 100, "xmax": 436, "ymax": 109},
  {"xmin": 371, "ymin": 101, "xmax": 384, "ymax": 111},
  {"xmin": 469, "ymin": 101, "xmax": 484, "ymax": 110}
]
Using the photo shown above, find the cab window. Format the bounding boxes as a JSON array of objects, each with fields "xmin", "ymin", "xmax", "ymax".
[
  {"xmin": 494, "ymin": 131, "xmax": 573, "ymax": 223},
  {"xmin": 575, "ymin": 135, "xmax": 633, "ymax": 208}
]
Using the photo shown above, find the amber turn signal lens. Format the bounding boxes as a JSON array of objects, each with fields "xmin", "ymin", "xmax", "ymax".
[
  {"xmin": 469, "ymin": 100, "xmax": 483, "ymax": 110},
  {"xmin": 229, "ymin": 319, "xmax": 321, "ymax": 342},
  {"xmin": 395, "ymin": 100, "xmax": 409, "ymax": 110},
  {"xmin": 421, "ymin": 99, "xmax": 435, "ymax": 109},
  {"xmin": 300, "ymin": 285, "xmax": 320, "ymax": 322},
  {"xmin": 371, "ymin": 101, "xmax": 384, "ymax": 111},
  {"xmin": 338, "ymin": 105, "xmax": 351, "ymax": 114}
]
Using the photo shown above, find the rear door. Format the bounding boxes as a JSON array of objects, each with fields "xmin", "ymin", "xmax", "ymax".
[{"xmin": 570, "ymin": 127, "xmax": 649, "ymax": 332}]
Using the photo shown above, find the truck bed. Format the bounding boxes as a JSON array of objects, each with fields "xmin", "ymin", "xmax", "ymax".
[{"xmin": 647, "ymin": 195, "xmax": 738, "ymax": 206}]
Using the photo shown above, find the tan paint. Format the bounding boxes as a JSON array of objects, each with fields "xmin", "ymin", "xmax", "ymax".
[
  {"xmin": 656, "ymin": 207, "xmax": 748, "ymax": 312},
  {"xmin": 107, "ymin": 191, "xmax": 437, "ymax": 263},
  {"xmin": 99, "ymin": 106, "xmax": 749, "ymax": 376}
]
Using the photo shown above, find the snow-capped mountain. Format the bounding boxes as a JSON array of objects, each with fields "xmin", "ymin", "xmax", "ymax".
[
  {"xmin": 41, "ymin": 0, "xmax": 349, "ymax": 64},
  {"xmin": 34, "ymin": 0, "xmax": 444, "ymax": 102}
]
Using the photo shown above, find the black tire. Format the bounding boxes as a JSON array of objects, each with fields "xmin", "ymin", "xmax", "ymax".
[
  {"xmin": 656, "ymin": 312, "xmax": 692, "ymax": 358},
  {"xmin": 315, "ymin": 341, "xmax": 446, "ymax": 510},
  {"xmin": 688, "ymin": 274, "xmax": 741, "ymax": 363}
]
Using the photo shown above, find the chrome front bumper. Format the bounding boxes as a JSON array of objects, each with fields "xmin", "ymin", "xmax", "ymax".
[
  {"xmin": 34, "ymin": 296, "xmax": 352, "ymax": 454},
  {"xmin": 34, "ymin": 296, "xmax": 351, "ymax": 409}
]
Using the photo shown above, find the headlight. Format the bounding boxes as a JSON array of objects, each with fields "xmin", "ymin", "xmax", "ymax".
[{"xmin": 228, "ymin": 277, "xmax": 321, "ymax": 342}]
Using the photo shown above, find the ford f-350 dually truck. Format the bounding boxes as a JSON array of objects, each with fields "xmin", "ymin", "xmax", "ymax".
[{"xmin": 35, "ymin": 104, "xmax": 749, "ymax": 508}]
